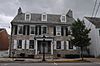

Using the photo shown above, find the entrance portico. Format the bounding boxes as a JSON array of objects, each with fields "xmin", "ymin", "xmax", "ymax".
[{"xmin": 34, "ymin": 36, "xmax": 54, "ymax": 55}]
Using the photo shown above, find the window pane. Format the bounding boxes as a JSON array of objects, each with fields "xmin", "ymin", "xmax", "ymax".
[
  {"xmin": 43, "ymin": 27, "xmax": 47, "ymax": 34},
  {"xmin": 31, "ymin": 26, "xmax": 35, "ymax": 34},
  {"xmin": 19, "ymin": 26, "xmax": 23, "ymax": 34},
  {"xmin": 43, "ymin": 15, "xmax": 46, "ymax": 20},
  {"xmin": 62, "ymin": 16, "xmax": 65, "ymax": 21},
  {"xmin": 56, "ymin": 41, "xmax": 61, "ymax": 49},
  {"xmin": 17, "ymin": 40, "xmax": 22, "ymax": 49},
  {"xmin": 29, "ymin": 40, "xmax": 34, "ymax": 49},
  {"xmin": 26, "ymin": 14, "xmax": 29, "ymax": 20}
]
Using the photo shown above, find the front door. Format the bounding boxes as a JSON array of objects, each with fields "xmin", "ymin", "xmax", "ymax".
[{"xmin": 41, "ymin": 42, "xmax": 48, "ymax": 53}]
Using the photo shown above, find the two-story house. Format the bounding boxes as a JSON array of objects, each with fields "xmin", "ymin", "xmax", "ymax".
[{"xmin": 10, "ymin": 7, "xmax": 78, "ymax": 58}]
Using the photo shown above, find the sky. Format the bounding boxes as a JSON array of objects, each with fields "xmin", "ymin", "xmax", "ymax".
[{"xmin": 0, "ymin": 0, "xmax": 100, "ymax": 34}]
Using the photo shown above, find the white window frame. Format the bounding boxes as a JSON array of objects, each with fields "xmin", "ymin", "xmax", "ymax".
[
  {"xmin": 61, "ymin": 15, "xmax": 66, "ymax": 22},
  {"xmin": 25, "ymin": 13, "xmax": 31, "ymax": 21},
  {"xmin": 56, "ymin": 26, "xmax": 61, "ymax": 36},
  {"xmin": 18, "ymin": 25, "xmax": 23, "ymax": 35},
  {"xmin": 30, "ymin": 25, "xmax": 35, "ymax": 35},
  {"xmin": 41, "ymin": 13, "xmax": 47, "ymax": 21}
]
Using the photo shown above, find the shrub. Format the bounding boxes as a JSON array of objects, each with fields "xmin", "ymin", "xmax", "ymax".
[{"xmin": 64, "ymin": 54, "xmax": 80, "ymax": 58}]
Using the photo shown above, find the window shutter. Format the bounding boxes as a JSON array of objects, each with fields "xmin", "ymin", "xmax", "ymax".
[
  {"xmin": 26, "ymin": 40, "xmax": 29, "ymax": 49},
  {"xmin": 14, "ymin": 40, "xmax": 17, "ymax": 49},
  {"xmin": 27, "ymin": 25, "xmax": 30, "ymax": 35},
  {"xmin": 35, "ymin": 26, "xmax": 38, "ymax": 35},
  {"xmin": 61, "ymin": 26, "xmax": 64, "ymax": 36},
  {"xmin": 15, "ymin": 25, "xmax": 17, "ymax": 35},
  {"xmin": 39, "ymin": 26, "xmax": 41, "ymax": 35},
  {"xmin": 53, "ymin": 26, "xmax": 56, "ymax": 36},
  {"xmin": 22, "ymin": 40, "xmax": 25, "ymax": 49},
  {"xmin": 23, "ymin": 25, "xmax": 26, "ymax": 35},
  {"xmin": 66, "ymin": 27, "xmax": 68, "ymax": 36},
  {"xmin": 61, "ymin": 41, "xmax": 64, "ymax": 49}
]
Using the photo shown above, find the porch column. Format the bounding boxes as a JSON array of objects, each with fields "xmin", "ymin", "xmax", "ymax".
[
  {"xmin": 35, "ymin": 40, "xmax": 38, "ymax": 55},
  {"xmin": 51, "ymin": 42, "xmax": 53, "ymax": 55}
]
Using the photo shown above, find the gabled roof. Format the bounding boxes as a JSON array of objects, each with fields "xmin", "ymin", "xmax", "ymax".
[
  {"xmin": 11, "ymin": 8, "xmax": 75, "ymax": 25},
  {"xmin": 85, "ymin": 17, "xmax": 100, "ymax": 28}
]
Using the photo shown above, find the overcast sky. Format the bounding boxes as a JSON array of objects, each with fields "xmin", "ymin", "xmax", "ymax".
[{"xmin": 0, "ymin": 0, "xmax": 100, "ymax": 34}]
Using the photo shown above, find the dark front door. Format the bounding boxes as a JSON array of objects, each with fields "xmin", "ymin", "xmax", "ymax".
[{"xmin": 38, "ymin": 41, "xmax": 51, "ymax": 54}]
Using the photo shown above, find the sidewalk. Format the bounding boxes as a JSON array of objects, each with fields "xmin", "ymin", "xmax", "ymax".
[{"xmin": 0, "ymin": 58, "xmax": 100, "ymax": 63}]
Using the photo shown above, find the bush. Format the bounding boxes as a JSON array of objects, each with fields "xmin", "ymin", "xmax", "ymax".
[{"xmin": 64, "ymin": 54, "xmax": 80, "ymax": 58}]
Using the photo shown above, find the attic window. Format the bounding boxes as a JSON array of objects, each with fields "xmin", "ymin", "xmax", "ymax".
[
  {"xmin": 61, "ymin": 15, "xmax": 66, "ymax": 22},
  {"xmin": 25, "ymin": 13, "xmax": 31, "ymax": 21},
  {"xmin": 42, "ymin": 13, "xmax": 47, "ymax": 21}
]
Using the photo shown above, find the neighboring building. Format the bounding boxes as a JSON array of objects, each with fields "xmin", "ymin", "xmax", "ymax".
[
  {"xmin": 0, "ymin": 28, "xmax": 9, "ymax": 57},
  {"xmin": 84, "ymin": 17, "xmax": 100, "ymax": 57},
  {"xmin": 10, "ymin": 7, "xmax": 79, "ymax": 58}
]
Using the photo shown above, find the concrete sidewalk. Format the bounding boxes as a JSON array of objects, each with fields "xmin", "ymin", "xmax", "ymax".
[{"xmin": 0, "ymin": 58, "xmax": 100, "ymax": 63}]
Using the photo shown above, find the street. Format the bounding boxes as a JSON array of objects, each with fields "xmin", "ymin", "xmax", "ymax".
[{"xmin": 0, "ymin": 63, "xmax": 100, "ymax": 66}]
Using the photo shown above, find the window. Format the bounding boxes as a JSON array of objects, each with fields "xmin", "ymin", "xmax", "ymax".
[
  {"xmin": 61, "ymin": 15, "xmax": 66, "ymax": 22},
  {"xmin": 43, "ymin": 27, "xmax": 47, "ymax": 34},
  {"xmin": 69, "ymin": 41, "xmax": 73, "ymax": 49},
  {"xmin": 29, "ymin": 40, "xmax": 34, "ymax": 49},
  {"xmin": 30, "ymin": 26, "xmax": 35, "ymax": 34},
  {"xmin": 25, "ymin": 13, "xmax": 31, "ymax": 21},
  {"xmin": 18, "ymin": 25, "xmax": 23, "ymax": 34},
  {"xmin": 56, "ymin": 41, "xmax": 61, "ymax": 49},
  {"xmin": 42, "ymin": 13, "xmax": 47, "ymax": 21},
  {"xmin": 56, "ymin": 26, "xmax": 61, "ymax": 36},
  {"xmin": 17, "ymin": 40, "xmax": 22, "ymax": 49}
]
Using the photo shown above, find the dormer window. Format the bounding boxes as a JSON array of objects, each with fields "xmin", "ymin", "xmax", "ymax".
[
  {"xmin": 61, "ymin": 15, "xmax": 66, "ymax": 22},
  {"xmin": 41, "ymin": 13, "xmax": 47, "ymax": 21},
  {"xmin": 25, "ymin": 13, "xmax": 31, "ymax": 21}
]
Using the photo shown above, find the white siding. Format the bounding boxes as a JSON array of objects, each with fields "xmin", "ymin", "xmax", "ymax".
[
  {"xmin": 26, "ymin": 40, "xmax": 29, "ymax": 49},
  {"xmin": 22, "ymin": 40, "xmax": 25, "ymax": 49},
  {"xmin": 66, "ymin": 41, "xmax": 69, "ymax": 50},
  {"xmin": 61, "ymin": 41, "xmax": 64, "ymax": 49},
  {"xmin": 14, "ymin": 40, "xmax": 17, "ymax": 49},
  {"xmin": 54, "ymin": 41, "xmax": 56, "ymax": 49}
]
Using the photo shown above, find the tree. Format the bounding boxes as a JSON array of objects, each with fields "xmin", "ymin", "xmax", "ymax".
[{"xmin": 71, "ymin": 19, "xmax": 91, "ymax": 61}]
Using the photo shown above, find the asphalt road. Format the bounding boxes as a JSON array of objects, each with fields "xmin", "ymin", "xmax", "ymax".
[{"xmin": 0, "ymin": 63, "xmax": 100, "ymax": 66}]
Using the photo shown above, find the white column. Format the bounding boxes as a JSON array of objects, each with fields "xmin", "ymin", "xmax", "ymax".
[
  {"xmin": 61, "ymin": 41, "xmax": 64, "ymax": 49},
  {"xmin": 22, "ymin": 40, "xmax": 25, "ymax": 49},
  {"xmin": 51, "ymin": 42, "xmax": 53, "ymax": 55},
  {"xmin": 26, "ymin": 40, "xmax": 29, "ymax": 49},
  {"xmin": 14, "ymin": 40, "xmax": 17, "ymax": 49},
  {"xmin": 54, "ymin": 41, "xmax": 56, "ymax": 49},
  {"xmin": 66, "ymin": 41, "xmax": 69, "ymax": 50},
  {"xmin": 35, "ymin": 40, "xmax": 38, "ymax": 55}
]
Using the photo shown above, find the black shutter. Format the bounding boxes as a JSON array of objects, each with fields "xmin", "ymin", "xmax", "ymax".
[
  {"xmin": 66, "ymin": 27, "xmax": 68, "ymax": 36},
  {"xmin": 15, "ymin": 25, "xmax": 17, "ymax": 35},
  {"xmin": 23, "ymin": 25, "xmax": 26, "ymax": 35},
  {"xmin": 39, "ymin": 26, "xmax": 41, "ymax": 35},
  {"xmin": 35, "ymin": 26, "xmax": 37, "ymax": 35},
  {"xmin": 53, "ymin": 26, "xmax": 56, "ymax": 36},
  {"xmin": 61, "ymin": 26, "xmax": 64, "ymax": 36},
  {"xmin": 27, "ymin": 25, "xmax": 30, "ymax": 35}
]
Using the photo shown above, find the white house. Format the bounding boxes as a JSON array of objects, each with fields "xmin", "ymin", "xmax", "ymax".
[{"xmin": 84, "ymin": 17, "xmax": 100, "ymax": 57}]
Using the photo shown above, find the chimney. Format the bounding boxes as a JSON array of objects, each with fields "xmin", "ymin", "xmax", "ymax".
[
  {"xmin": 66, "ymin": 9, "xmax": 73, "ymax": 17},
  {"xmin": 18, "ymin": 7, "xmax": 22, "ymax": 15}
]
